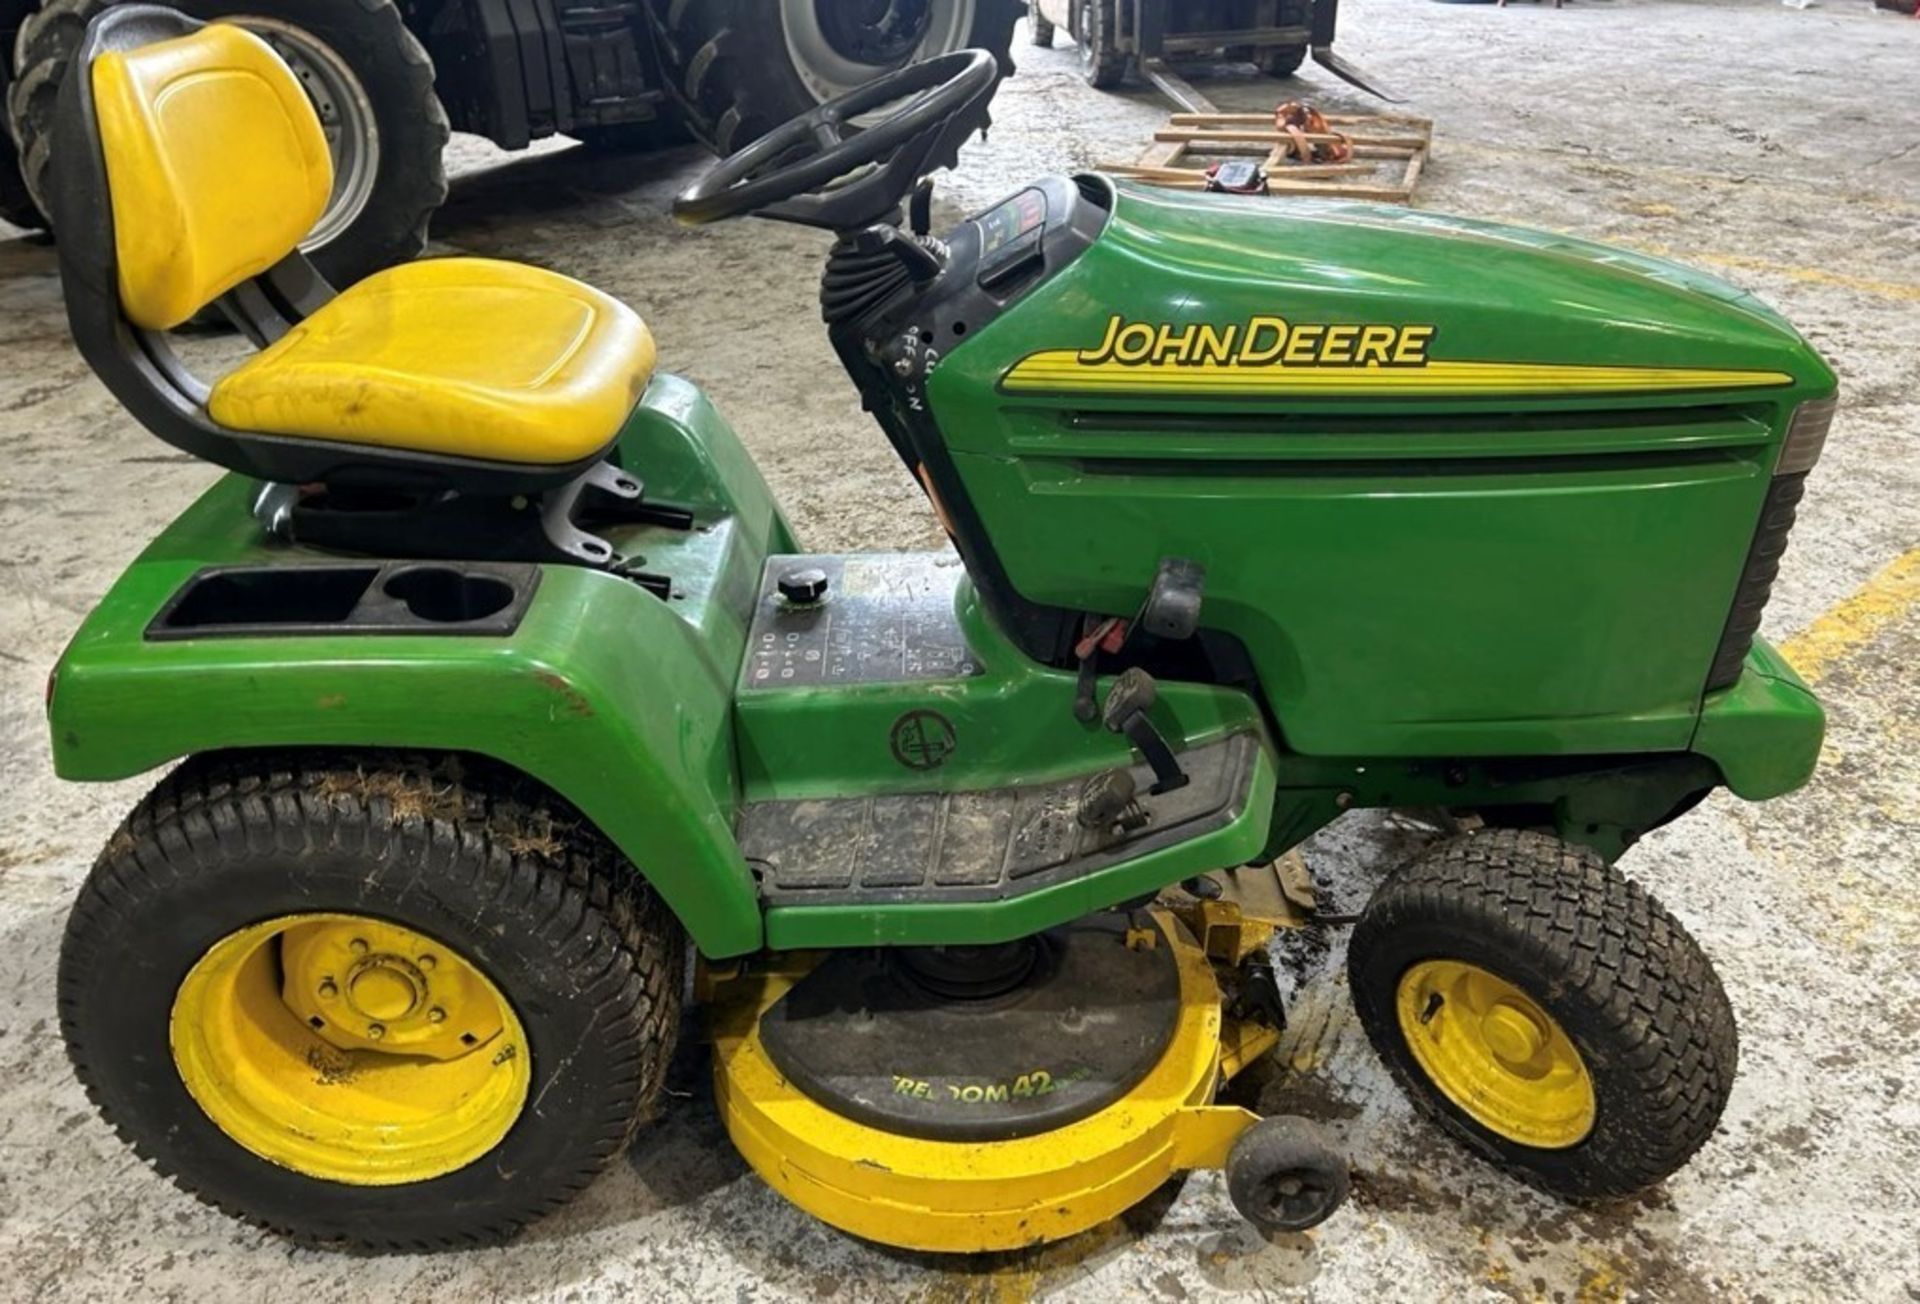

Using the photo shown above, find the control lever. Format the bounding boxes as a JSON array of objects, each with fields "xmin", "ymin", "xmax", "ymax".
[
  {"xmin": 1101, "ymin": 667, "xmax": 1190, "ymax": 795},
  {"xmin": 1071, "ymin": 558, "xmax": 1206, "ymax": 723},
  {"xmin": 852, "ymin": 223, "xmax": 944, "ymax": 284},
  {"xmin": 1073, "ymin": 614, "xmax": 1129, "ymax": 722},
  {"xmin": 1077, "ymin": 768, "xmax": 1148, "ymax": 833},
  {"xmin": 909, "ymin": 177, "xmax": 934, "ymax": 236}
]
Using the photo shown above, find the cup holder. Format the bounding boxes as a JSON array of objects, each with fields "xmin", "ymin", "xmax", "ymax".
[{"xmin": 384, "ymin": 567, "xmax": 516, "ymax": 623}]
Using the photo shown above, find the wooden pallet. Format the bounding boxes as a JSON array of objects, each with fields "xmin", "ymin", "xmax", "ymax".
[{"xmin": 1101, "ymin": 110, "xmax": 1433, "ymax": 204}]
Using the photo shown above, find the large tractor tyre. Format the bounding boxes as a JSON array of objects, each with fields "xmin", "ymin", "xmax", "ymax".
[
  {"xmin": 1072, "ymin": 0, "xmax": 1126, "ymax": 89},
  {"xmin": 8, "ymin": 0, "xmax": 447, "ymax": 286},
  {"xmin": 0, "ymin": 58, "xmax": 42, "ymax": 229},
  {"xmin": 644, "ymin": 0, "xmax": 1024, "ymax": 158},
  {"xmin": 1347, "ymin": 828, "xmax": 1738, "ymax": 1201},
  {"xmin": 59, "ymin": 751, "xmax": 686, "ymax": 1249}
]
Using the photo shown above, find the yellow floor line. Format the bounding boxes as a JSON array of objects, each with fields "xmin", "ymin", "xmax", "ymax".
[
  {"xmin": 1780, "ymin": 548, "xmax": 1920, "ymax": 686},
  {"xmin": 1672, "ymin": 250, "xmax": 1920, "ymax": 306},
  {"xmin": 1441, "ymin": 138, "xmax": 1920, "ymax": 220}
]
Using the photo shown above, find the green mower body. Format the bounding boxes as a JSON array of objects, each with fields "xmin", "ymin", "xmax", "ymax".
[{"xmin": 48, "ymin": 179, "xmax": 1832, "ymax": 960}]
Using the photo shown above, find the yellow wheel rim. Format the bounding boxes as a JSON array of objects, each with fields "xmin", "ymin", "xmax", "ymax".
[
  {"xmin": 170, "ymin": 913, "xmax": 532, "ymax": 1185},
  {"xmin": 1395, "ymin": 959, "xmax": 1595, "ymax": 1149}
]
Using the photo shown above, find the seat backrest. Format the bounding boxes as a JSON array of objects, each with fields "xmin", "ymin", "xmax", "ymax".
[
  {"xmin": 88, "ymin": 21, "xmax": 331, "ymax": 329},
  {"xmin": 52, "ymin": 6, "xmax": 582, "ymax": 494}
]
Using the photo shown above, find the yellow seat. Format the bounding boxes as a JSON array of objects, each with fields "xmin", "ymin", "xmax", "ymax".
[{"xmin": 208, "ymin": 257, "xmax": 657, "ymax": 466}]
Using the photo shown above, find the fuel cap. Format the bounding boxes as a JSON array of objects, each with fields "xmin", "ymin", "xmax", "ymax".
[{"xmin": 777, "ymin": 567, "xmax": 830, "ymax": 605}]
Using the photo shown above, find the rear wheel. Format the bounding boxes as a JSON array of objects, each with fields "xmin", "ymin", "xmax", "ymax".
[
  {"xmin": 7, "ymin": 0, "xmax": 447, "ymax": 285},
  {"xmin": 1348, "ymin": 829, "xmax": 1738, "ymax": 1200},
  {"xmin": 60, "ymin": 752, "xmax": 685, "ymax": 1248},
  {"xmin": 644, "ymin": 0, "xmax": 1024, "ymax": 156}
]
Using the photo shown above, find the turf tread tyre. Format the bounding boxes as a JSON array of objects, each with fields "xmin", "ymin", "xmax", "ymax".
[
  {"xmin": 59, "ymin": 750, "xmax": 685, "ymax": 1249},
  {"xmin": 1347, "ymin": 828, "xmax": 1737, "ymax": 1200},
  {"xmin": 8, "ymin": 0, "xmax": 447, "ymax": 286},
  {"xmin": 644, "ymin": 0, "xmax": 1022, "ymax": 157}
]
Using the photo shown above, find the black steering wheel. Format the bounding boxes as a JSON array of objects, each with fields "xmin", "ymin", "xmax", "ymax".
[{"xmin": 672, "ymin": 48, "xmax": 998, "ymax": 231}]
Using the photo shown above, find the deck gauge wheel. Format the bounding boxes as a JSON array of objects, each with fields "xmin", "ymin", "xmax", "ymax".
[{"xmin": 1226, "ymin": 1115, "xmax": 1350, "ymax": 1234}]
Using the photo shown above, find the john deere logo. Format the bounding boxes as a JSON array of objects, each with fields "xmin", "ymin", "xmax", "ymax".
[
  {"xmin": 890, "ymin": 710, "xmax": 956, "ymax": 771},
  {"xmin": 1079, "ymin": 312, "xmax": 1435, "ymax": 369},
  {"xmin": 1001, "ymin": 312, "xmax": 1793, "ymax": 400}
]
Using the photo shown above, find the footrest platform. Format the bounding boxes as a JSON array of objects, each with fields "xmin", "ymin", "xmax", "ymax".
[{"xmin": 739, "ymin": 734, "xmax": 1258, "ymax": 906}]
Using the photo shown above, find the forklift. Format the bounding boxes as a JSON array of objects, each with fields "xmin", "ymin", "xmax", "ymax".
[{"xmin": 1028, "ymin": 0, "xmax": 1387, "ymax": 99}]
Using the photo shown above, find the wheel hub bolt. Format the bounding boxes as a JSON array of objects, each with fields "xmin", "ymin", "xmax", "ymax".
[
  {"xmin": 428, "ymin": 1007, "xmax": 446, "ymax": 1024},
  {"xmin": 1483, "ymin": 1003, "xmax": 1546, "ymax": 1067},
  {"xmin": 367, "ymin": 1023, "xmax": 386, "ymax": 1040},
  {"xmin": 349, "ymin": 938, "xmax": 370, "ymax": 955},
  {"xmin": 348, "ymin": 963, "xmax": 421, "ymax": 1022},
  {"xmin": 318, "ymin": 979, "xmax": 338, "ymax": 999},
  {"xmin": 417, "ymin": 955, "xmax": 436, "ymax": 972}
]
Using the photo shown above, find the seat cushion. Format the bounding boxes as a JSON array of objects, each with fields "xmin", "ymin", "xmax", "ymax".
[{"xmin": 209, "ymin": 258, "xmax": 656, "ymax": 466}]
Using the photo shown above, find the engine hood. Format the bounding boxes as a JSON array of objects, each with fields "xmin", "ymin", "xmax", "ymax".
[{"xmin": 967, "ymin": 179, "xmax": 1835, "ymax": 413}]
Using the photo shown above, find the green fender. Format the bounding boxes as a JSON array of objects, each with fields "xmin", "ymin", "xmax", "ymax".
[{"xmin": 48, "ymin": 376, "xmax": 792, "ymax": 958}]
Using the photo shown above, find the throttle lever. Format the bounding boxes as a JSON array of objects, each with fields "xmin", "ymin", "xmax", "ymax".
[{"xmin": 1101, "ymin": 668, "xmax": 1190, "ymax": 795}]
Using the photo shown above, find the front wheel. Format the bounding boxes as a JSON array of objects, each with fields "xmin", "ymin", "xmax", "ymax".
[
  {"xmin": 1073, "ymin": 0, "xmax": 1127, "ymax": 88},
  {"xmin": 1347, "ymin": 829, "xmax": 1738, "ymax": 1200},
  {"xmin": 1229, "ymin": 0, "xmax": 1309, "ymax": 77},
  {"xmin": 1260, "ymin": 44, "xmax": 1308, "ymax": 77},
  {"xmin": 59, "ymin": 752, "xmax": 685, "ymax": 1248},
  {"xmin": 1028, "ymin": 1, "xmax": 1055, "ymax": 46}
]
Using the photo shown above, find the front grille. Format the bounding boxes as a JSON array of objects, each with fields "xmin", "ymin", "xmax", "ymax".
[
  {"xmin": 1702, "ymin": 398, "xmax": 1834, "ymax": 691},
  {"xmin": 1704, "ymin": 471, "xmax": 1808, "ymax": 691}
]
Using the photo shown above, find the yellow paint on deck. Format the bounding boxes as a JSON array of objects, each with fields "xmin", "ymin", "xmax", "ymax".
[
  {"xmin": 1780, "ymin": 548, "xmax": 1920, "ymax": 686},
  {"xmin": 709, "ymin": 910, "xmax": 1260, "ymax": 1255}
]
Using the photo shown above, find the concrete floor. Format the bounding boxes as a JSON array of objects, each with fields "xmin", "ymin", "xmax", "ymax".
[{"xmin": 2, "ymin": 0, "xmax": 1918, "ymax": 1298}]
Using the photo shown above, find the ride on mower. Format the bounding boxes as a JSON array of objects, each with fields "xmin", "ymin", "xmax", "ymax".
[{"xmin": 44, "ymin": 6, "xmax": 1833, "ymax": 1252}]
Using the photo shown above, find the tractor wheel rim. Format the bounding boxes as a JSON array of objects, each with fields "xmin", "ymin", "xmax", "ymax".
[
  {"xmin": 232, "ymin": 16, "xmax": 381, "ymax": 252},
  {"xmin": 782, "ymin": 0, "xmax": 979, "ymax": 104},
  {"xmin": 1395, "ymin": 959, "xmax": 1596, "ymax": 1149},
  {"xmin": 171, "ymin": 912, "xmax": 530, "ymax": 1185}
]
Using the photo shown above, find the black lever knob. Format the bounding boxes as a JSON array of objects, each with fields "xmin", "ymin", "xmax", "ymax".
[
  {"xmin": 1101, "ymin": 667, "xmax": 1159, "ymax": 732},
  {"xmin": 777, "ymin": 567, "xmax": 830, "ymax": 605},
  {"xmin": 1078, "ymin": 768, "xmax": 1146, "ymax": 832}
]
